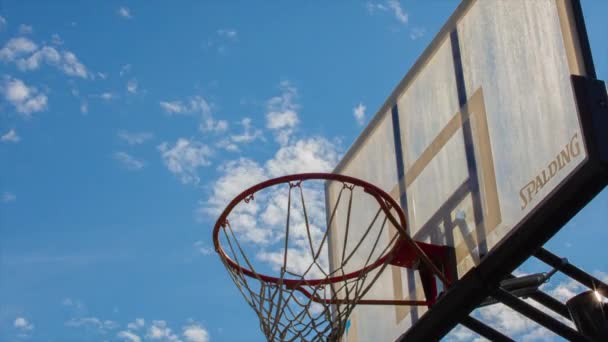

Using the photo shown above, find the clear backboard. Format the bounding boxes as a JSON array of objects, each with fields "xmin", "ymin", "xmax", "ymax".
[{"xmin": 327, "ymin": 0, "xmax": 599, "ymax": 340}]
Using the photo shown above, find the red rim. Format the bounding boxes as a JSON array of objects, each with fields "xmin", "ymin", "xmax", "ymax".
[{"xmin": 212, "ymin": 173, "xmax": 410, "ymax": 288}]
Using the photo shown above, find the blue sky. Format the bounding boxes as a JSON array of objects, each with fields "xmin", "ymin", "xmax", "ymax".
[{"xmin": 1, "ymin": 1, "xmax": 607, "ymax": 341}]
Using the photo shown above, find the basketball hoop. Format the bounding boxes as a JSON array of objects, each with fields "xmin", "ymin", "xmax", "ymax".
[{"xmin": 213, "ymin": 173, "xmax": 454, "ymax": 341}]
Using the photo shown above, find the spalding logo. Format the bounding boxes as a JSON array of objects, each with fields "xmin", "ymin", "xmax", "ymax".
[{"xmin": 519, "ymin": 133, "xmax": 581, "ymax": 210}]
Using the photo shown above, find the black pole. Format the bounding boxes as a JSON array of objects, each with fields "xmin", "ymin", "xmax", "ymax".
[
  {"xmin": 492, "ymin": 288, "xmax": 590, "ymax": 342},
  {"xmin": 460, "ymin": 316, "xmax": 515, "ymax": 342},
  {"xmin": 528, "ymin": 291, "xmax": 572, "ymax": 320},
  {"xmin": 535, "ymin": 248, "xmax": 608, "ymax": 298},
  {"xmin": 479, "ymin": 287, "xmax": 539, "ymax": 307}
]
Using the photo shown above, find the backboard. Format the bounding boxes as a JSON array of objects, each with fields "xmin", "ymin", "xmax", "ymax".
[{"xmin": 327, "ymin": 0, "xmax": 600, "ymax": 340}]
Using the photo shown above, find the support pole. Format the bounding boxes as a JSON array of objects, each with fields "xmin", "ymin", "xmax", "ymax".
[
  {"xmin": 528, "ymin": 291, "xmax": 572, "ymax": 320},
  {"xmin": 492, "ymin": 288, "xmax": 590, "ymax": 342},
  {"xmin": 535, "ymin": 248, "xmax": 608, "ymax": 298},
  {"xmin": 460, "ymin": 316, "xmax": 514, "ymax": 342}
]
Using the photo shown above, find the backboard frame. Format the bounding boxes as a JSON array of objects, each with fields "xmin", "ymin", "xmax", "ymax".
[
  {"xmin": 396, "ymin": 0, "xmax": 608, "ymax": 339},
  {"xmin": 326, "ymin": 0, "xmax": 607, "ymax": 340}
]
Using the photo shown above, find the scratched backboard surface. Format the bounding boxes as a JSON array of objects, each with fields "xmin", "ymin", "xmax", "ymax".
[{"xmin": 327, "ymin": 0, "xmax": 592, "ymax": 340}]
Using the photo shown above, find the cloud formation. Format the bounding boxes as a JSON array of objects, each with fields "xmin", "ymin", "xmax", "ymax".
[
  {"xmin": 409, "ymin": 27, "xmax": 426, "ymax": 40},
  {"xmin": 118, "ymin": 130, "xmax": 153, "ymax": 145},
  {"xmin": 117, "ymin": 330, "xmax": 142, "ymax": 342},
  {"xmin": 1, "ymin": 76, "xmax": 48, "ymax": 116},
  {"xmin": 127, "ymin": 79, "xmax": 138, "ymax": 94},
  {"xmin": 217, "ymin": 29, "xmax": 238, "ymax": 40},
  {"xmin": 2, "ymin": 192, "xmax": 16, "ymax": 202},
  {"xmin": 65, "ymin": 317, "xmax": 119, "ymax": 331},
  {"xmin": 146, "ymin": 320, "xmax": 180, "ymax": 341},
  {"xmin": 114, "ymin": 151, "xmax": 145, "ymax": 171},
  {"xmin": 194, "ymin": 241, "xmax": 213, "ymax": 256},
  {"xmin": 182, "ymin": 324, "xmax": 209, "ymax": 342},
  {"xmin": 266, "ymin": 81, "xmax": 299, "ymax": 145},
  {"xmin": 160, "ymin": 95, "xmax": 227, "ymax": 133},
  {"xmin": 158, "ymin": 139, "xmax": 213, "ymax": 184},
  {"xmin": 118, "ymin": 7, "xmax": 132, "ymax": 19},
  {"xmin": 127, "ymin": 318, "xmax": 145, "ymax": 331},
  {"xmin": 18, "ymin": 24, "xmax": 33, "ymax": 35},
  {"xmin": 353, "ymin": 103, "xmax": 366, "ymax": 126},
  {"xmin": 1, "ymin": 129, "xmax": 20, "ymax": 143},
  {"xmin": 0, "ymin": 37, "xmax": 88, "ymax": 78},
  {"xmin": 14, "ymin": 317, "xmax": 34, "ymax": 331},
  {"xmin": 0, "ymin": 37, "xmax": 37, "ymax": 61},
  {"xmin": 217, "ymin": 117, "xmax": 264, "ymax": 152},
  {"xmin": 367, "ymin": 0, "xmax": 409, "ymax": 25}
]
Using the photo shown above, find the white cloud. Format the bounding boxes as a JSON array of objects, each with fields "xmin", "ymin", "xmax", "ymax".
[
  {"xmin": 409, "ymin": 27, "xmax": 426, "ymax": 40},
  {"xmin": 127, "ymin": 318, "xmax": 145, "ymax": 330},
  {"xmin": 61, "ymin": 51, "xmax": 88, "ymax": 78},
  {"xmin": 444, "ymin": 325, "xmax": 481, "ymax": 342},
  {"xmin": 186, "ymin": 96, "xmax": 211, "ymax": 116},
  {"xmin": 366, "ymin": 2, "xmax": 387, "ymax": 13},
  {"xmin": 118, "ymin": 7, "xmax": 132, "ymax": 19},
  {"xmin": 217, "ymin": 117, "xmax": 264, "ymax": 152},
  {"xmin": 118, "ymin": 330, "xmax": 142, "ymax": 342},
  {"xmin": 266, "ymin": 81, "xmax": 299, "ymax": 145},
  {"xmin": 594, "ymin": 271, "xmax": 608, "ymax": 284},
  {"xmin": 80, "ymin": 101, "xmax": 88, "ymax": 114},
  {"xmin": 0, "ymin": 16, "xmax": 6, "ymax": 31},
  {"xmin": 14, "ymin": 317, "xmax": 34, "ymax": 331},
  {"xmin": 2, "ymin": 192, "xmax": 16, "ymax": 203},
  {"xmin": 194, "ymin": 241, "xmax": 213, "ymax": 256},
  {"xmin": 1, "ymin": 129, "xmax": 20, "ymax": 143},
  {"xmin": 353, "ymin": 102, "xmax": 366, "ymax": 126},
  {"xmin": 94, "ymin": 92, "xmax": 115, "ymax": 101},
  {"xmin": 158, "ymin": 139, "xmax": 213, "ymax": 184},
  {"xmin": 160, "ymin": 96, "xmax": 227, "ymax": 134},
  {"xmin": 65, "ymin": 317, "xmax": 118, "ymax": 331},
  {"xmin": 216, "ymin": 139, "xmax": 238, "ymax": 152},
  {"xmin": 61, "ymin": 297, "xmax": 85, "ymax": 309},
  {"xmin": 266, "ymin": 111, "xmax": 298, "ymax": 130},
  {"xmin": 114, "ymin": 152, "xmax": 145, "ymax": 171},
  {"xmin": 387, "ymin": 0, "xmax": 408, "ymax": 23},
  {"xmin": 1, "ymin": 76, "xmax": 48, "ymax": 116},
  {"xmin": 201, "ymin": 135, "xmax": 340, "ymax": 247},
  {"xmin": 367, "ymin": 0, "xmax": 408, "ymax": 24},
  {"xmin": 265, "ymin": 137, "xmax": 340, "ymax": 177},
  {"xmin": 217, "ymin": 29, "xmax": 238, "ymax": 40},
  {"xmin": 160, "ymin": 96, "xmax": 211, "ymax": 116},
  {"xmin": 202, "ymin": 157, "xmax": 266, "ymax": 216},
  {"xmin": 160, "ymin": 101, "xmax": 186, "ymax": 114},
  {"xmin": 207, "ymin": 29, "xmax": 239, "ymax": 53},
  {"xmin": 1, "ymin": 37, "xmax": 89, "ymax": 78},
  {"xmin": 127, "ymin": 78, "xmax": 138, "ymax": 94},
  {"xmin": 232, "ymin": 118, "xmax": 262, "ymax": 143},
  {"xmin": 118, "ymin": 130, "xmax": 153, "ymax": 145},
  {"xmin": 182, "ymin": 324, "xmax": 209, "ymax": 342},
  {"xmin": 16, "ymin": 46, "xmax": 61, "ymax": 71},
  {"xmin": 51, "ymin": 33, "xmax": 64, "ymax": 46},
  {"xmin": 18, "ymin": 24, "xmax": 33, "ymax": 35},
  {"xmin": 0, "ymin": 37, "xmax": 38, "ymax": 61},
  {"xmin": 120, "ymin": 64, "xmax": 132, "ymax": 77},
  {"xmin": 200, "ymin": 118, "xmax": 228, "ymax": 133},
  {"xmin": 146, "ymin": 320, "xmax": 180, "ymax": 341}
]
